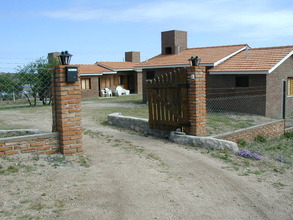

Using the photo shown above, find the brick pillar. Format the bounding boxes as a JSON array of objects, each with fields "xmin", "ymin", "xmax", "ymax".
[
  {"xmin": 186, "ymin": 66, "xmax": 206, "ymax": 136},
  {"xmin": 52, "ymin": 65, "xmax": 83, "ymax": 155}
]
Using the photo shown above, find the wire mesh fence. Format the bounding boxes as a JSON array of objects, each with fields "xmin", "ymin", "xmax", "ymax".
[
  {"xmin": 0, "ymin": 68, "xmax": 53, "ymax": 108},
  {"xmin": 205, "ymin": 86, "xmax": 292, "ymax": 136}
]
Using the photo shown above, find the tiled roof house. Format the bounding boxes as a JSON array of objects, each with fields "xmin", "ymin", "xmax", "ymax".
[
  {"xmin": 49, "ymin": 51, "xmax": 142, "ymax": 98},
  {"xmin": 138, "ymin": 30, "xmax": 293, "ymax": 118},
  {"xmin": 79, "ymin": 52, "xmax": 142, "ymax": 98}
]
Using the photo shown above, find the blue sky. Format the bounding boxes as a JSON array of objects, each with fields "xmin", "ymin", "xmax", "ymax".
[{"xmin": 0, "ymin": 0, "xmax": 292, "ymax": 72}]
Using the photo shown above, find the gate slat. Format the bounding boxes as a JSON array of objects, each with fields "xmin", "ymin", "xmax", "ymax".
[{"xmin": 146, "ymin": 68, "xmax": 189, "ymax": 131}]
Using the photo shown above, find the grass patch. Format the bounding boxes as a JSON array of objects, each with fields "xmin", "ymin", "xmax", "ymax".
[
  {"xmin": 272, "ymin": 182, "xmax": 287, "ymax": 189},
  {"xmin": 6, "ymin": 165, "xmax": 19, "ymax": 173},
  {"xmin": 83, "ymin": 94, "xmax": 144, "ymax": 104},
  {"xmin": 78, "ymin": 156, "xmax": 90, "ymax": 168},
  {"xmin": 30, "ymin": 202, "xmax": 45, "ymax": 211},
  {"xmin": 207, "ymin": 113, "xmax": 255, "ymax": 135},
  {"xmin": 204, "ymin": 132, "xmax": 293, "ymax": 176}
]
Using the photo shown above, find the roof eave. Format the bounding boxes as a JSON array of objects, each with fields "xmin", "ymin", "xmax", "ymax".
[
  {"xmin": 268, "ymin": 50, "xmax": 293, "ymax": 73},
  {"xmin": 137, "ymin": 63, "xmax": 213, "ymax": 69},
  {"xmin": 114, "ymin": 69, "xmax": 135, "ymax": 71},
  {"xmin": 209, "ymin": 71, "xmax": 268, "ymax": 75},
  {"xmin": 214, "ymin": 46, "xmax": 248, "ymax": 67},
  {"xmin": 80, "ymin": 73, "xmax": 103, "ymax": 76},
  {"xmin": 96, "ymin": 63, "xmax": 115, "ymax": 71}
]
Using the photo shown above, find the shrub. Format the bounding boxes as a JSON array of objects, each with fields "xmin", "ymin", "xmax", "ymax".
[{"xmin": 255, "ymin": 135, "xmax": 266, "ymax": 143}]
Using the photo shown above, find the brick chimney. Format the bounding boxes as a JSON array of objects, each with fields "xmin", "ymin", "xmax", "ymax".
[
  {"xmin": 161, "ymin": 30, "xmax": 187, "ymax": 55},
  {"xmin": 125, "ymin": 51, "xmax": 140, "ymax": 63},
  {"xmin": 48, "ymin": 52, "xmax": 60, "ymax": 64}
]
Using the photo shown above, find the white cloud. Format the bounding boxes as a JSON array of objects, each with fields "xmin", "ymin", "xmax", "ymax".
[{"xmin": 42, "ymin": 0, "xmax": 293, "ymax": 40}]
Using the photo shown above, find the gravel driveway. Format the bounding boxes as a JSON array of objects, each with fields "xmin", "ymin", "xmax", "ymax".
[{"xmin": 0, "ymin": 101, "xmax": 292, "ymax": 219}]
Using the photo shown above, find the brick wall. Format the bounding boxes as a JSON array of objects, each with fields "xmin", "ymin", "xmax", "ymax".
[
  {"xmin": 214, "ymin": 120, "xmax": 285, "ymax": 142},
  {"xmin": 52, "ymin": 65, "xmax": 83, "ymax": 155},
  {"xmin": 0, "ymin": 133, "xmax": 59, "ymax": 156},
  {"xmin": 186, "ymin": 66, "xmax": 207, "ymax": 136},
  {"xmin": 266, "ymin": 56, "xmax": 293, "ymax": 118},
  {"xmin": 0, "ymin": 65, "xmax": 83, "ymax": 157}
]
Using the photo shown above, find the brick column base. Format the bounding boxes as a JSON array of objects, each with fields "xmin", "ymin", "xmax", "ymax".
[
  {"xmin": 186, "ymin": 66, "xmax": 207, "ymax": 136},
  {"xmin": 52, "ymin": 65, "xmax": 83, "ymax": 155}
]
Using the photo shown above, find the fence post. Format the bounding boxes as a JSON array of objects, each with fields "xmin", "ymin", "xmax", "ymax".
[
  {"xmin": 282, "ymin": 80, "xmax": 286, "ymax": 119},
  {"xmin": 52, "ymin": 65, "xmax": 83, "ymax": 155},
  {"xmin": 186, "ymin": 66, "xmax": 207, "ymax": 136}
]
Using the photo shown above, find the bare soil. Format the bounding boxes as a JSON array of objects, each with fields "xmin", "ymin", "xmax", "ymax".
[{"xmin": 0, "ymin": 101, "xmax": 292, "ymax": 220}]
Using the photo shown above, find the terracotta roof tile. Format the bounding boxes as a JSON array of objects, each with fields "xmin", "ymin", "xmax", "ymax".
[
  {"xmin": 138, "ymin": 44, "xmax": 248, "ymax": 67},
  {"xmin": 97, "ymin": 62, "xmax": 136, "ymax": 70},
  {"xmin": 210, "ymin": 46, "xmax": 293, "ymax": 73},
  {"xmin": 76, "ymin": 64, "xmax": 112, "ymax": 74}
]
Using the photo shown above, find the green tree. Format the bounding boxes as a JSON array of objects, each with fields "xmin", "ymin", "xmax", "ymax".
[
  {"xmin": 16, "ymin": 57, "xmax": 59, "ymax": 106},
  {"xmin": 0, "ymin": 73, "xmax": 22, "ymax": 94}
]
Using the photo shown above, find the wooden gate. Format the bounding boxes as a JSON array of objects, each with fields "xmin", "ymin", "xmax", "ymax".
[{"xmin": 146, "ymin": 68, "xmax": 190, "ymax": 132}]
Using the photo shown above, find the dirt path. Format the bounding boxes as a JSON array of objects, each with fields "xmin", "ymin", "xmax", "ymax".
[{"xmin": 0, "ymin": 102, "xmax": 292, "ymax": 219}]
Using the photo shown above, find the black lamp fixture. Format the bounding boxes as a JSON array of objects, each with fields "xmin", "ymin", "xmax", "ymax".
[
  {"xmin": 58, "ymin": 51, "xmax": 73, "ymax": 65},
  {"xmin": 189, "ymin": 56, "xmax": 201, "ymax": 66}
]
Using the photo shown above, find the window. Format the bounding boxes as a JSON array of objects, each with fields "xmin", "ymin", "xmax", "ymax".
[
  {"xmin": 146, "ymin": 71, "xmax": 155, "ymax": 80},
  {"xmin": 235, "ymin": 76, "xmax": 249, "ymax": 87},
  {"xmin": 81, "ymin": 78, "xmax": 91, "ymax": 90},
  {"xmin": 288, "ymin": 77, "xmax": 293, "ymax": 96},
  {"xmin": 119, "ymin": 76, "xmax": 124, "ymax": 85}
]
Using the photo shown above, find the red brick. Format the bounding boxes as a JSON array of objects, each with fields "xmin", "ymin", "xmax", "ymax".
[
  {"xmin": 22, "ymin": 148, "xmax": 36, "ymax": 153},
  {"xmin": 31, "ymin": 142, "xmax": 45, "ymax": 147},
  {"xmin": 5, "ymin": 150, "xmax": 19, "ymax": 155},
  {"xmin": 46, "ymin": 150, "xmax": 59, "ymax": 155},
  {"xmin": 62, "ymin": 149, "xmax": 77, "ymax": 154},
  {"xmin": 0, "ymin": 146, "xmax": 13, "ymax": 152},
  {"xmin": 68, "ymin": 91, "xmax": 81, "ymax": 95},
  {"xmin": 37, "ymin": 146, "xmax": 51, "ymax": 151}
]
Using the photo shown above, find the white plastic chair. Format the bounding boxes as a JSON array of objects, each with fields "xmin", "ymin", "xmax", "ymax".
[
  {"xmin": 100, "ymin": 89, "xmax": 106, "ymax": 97},
  {"xmin": 115, "ymin": 86, "xmax": 130, "ymax": 96},
  {"xmin": 105, "ymin": 88, "xmax": 112, "ymax": 97}
]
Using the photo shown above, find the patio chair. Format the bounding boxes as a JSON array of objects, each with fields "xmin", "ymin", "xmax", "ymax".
[
  {"xmin": 100, "ymin": 89, "xmax": 106, "ymax": 97},
  {"xmin": 115, "ymin": 86, "xmax": 130, "ymax": 96},
  {"xmin": 104, "ymin": 88, "xmax": 112, "ymax": 97}
]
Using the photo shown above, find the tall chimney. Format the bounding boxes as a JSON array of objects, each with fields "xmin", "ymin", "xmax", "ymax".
[
  {"xmin": 48, "ymin": 52, "xmax": 61, "ymax": 64},
  {"xmin": 161, "ymin": 30, "xmax": 187, "ymax": 55},
  {"xmin": 125, "ymin": 51, "xmax": 140, "ymax": 63}
]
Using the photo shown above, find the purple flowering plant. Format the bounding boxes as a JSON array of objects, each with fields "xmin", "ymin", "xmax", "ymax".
[{"xmin": 236, "ymin": 150, "xmax": 262, "ymax": 160}]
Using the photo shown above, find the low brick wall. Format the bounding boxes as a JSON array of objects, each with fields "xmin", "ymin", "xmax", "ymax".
[
  {"xmin": 285, "ymin": 127, "xmax": 293, "ymax": 133},
  {"xmin": 0, "ymin": 132, "xmax": 59, "ymax": 156},
  {"xmin": 213, "ymin": 120, "xmax": 285, "ymax": 143}
]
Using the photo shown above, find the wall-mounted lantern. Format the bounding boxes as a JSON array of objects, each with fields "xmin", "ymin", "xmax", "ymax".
[
  {"xmin": 188, "ymin": 56, "xmax": 201, "ymax": 66},
  {"xmin": 58, "ymin": 51, "xmax": 72, "ymax": 65},
  {"xmin": 57, "ymin": 51, "xmax": 78, "ymax": 83}
]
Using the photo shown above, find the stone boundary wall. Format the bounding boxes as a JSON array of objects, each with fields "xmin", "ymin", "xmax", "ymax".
[
  {"xmin": 108, "ymin": 113, "xmax": 170, "ymax": 138},
  {"xmin": 108, "ymin": 113, "xmax": 291, "ymax": 151},
  {"xmin": 213, "ymin": 120, "xmax": 285, "ymax": 143},
  {"xmin": 0, "ymin": 132, "xmax": 59, "ymax": 156},
  {"xmin": 108, "ymin": 113, "xmax": 238, "ymax": 152}
]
